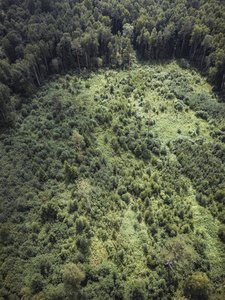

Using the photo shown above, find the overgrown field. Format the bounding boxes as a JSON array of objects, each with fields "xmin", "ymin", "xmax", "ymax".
[{"xmin": 0, "ymin": 61, "xmax": 225, "ymax": 300}]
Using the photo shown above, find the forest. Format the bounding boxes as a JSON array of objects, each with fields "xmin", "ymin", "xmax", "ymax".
[
  {"xmin": 0, "ymin": 0, "xmax": 225, "ymax": 299},
  {"xmin": 1, "ymin": 0, "xmax": 225, "ymax": 125}
]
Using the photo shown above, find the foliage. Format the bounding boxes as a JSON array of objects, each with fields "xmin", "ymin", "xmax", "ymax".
[
  {"xmin": 158, "ymin": 235, "xmax": 199, "ymax": 276},
  {"xmin": 184, "ymin": 272, "xmax": 210, "ymax": 300},
  {"xmin": 0, "ymin": 60, "xmax": 225, "ymax": 300},
  {"xmin": 125, "ymin": 280, "xmax": 147, "ymax": 300},
  {"xmin": 63, "ymin": 263, "xmax": 85, "ymax": 287},
  {"xmin": 1, "ymin": 0, "xmax": 225, "ymax": 127}
]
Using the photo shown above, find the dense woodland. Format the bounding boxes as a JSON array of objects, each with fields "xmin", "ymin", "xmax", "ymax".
[
  {"xmin": 0, "ymin": 1, "xmax": 225, "ymax": 300},
  {"xmin": 1, "ymin": 0, "xmax": 225, "ymax": 125}
]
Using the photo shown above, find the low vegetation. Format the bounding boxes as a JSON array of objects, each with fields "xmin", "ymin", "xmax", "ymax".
[{"xmin": 0, "ymin": 60, "xmax": 225, "ymax": 299}]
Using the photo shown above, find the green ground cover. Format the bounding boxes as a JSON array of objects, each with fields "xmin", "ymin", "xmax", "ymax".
[{"xmin": 0, "ymin": 60, "xmax": 225, "ymax": 300}]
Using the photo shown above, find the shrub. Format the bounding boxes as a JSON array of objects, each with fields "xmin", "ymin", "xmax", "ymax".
[
  {"xmin": 174, "ymin": 100, "xmax": 183, "ymax": 111},
  {"xmin": 195, "ymin": 111, "xmax": 209, "ymax": 120}
]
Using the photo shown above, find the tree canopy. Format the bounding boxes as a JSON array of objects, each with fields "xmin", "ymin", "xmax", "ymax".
[{"xmin": 1, "ymin": 0, "xmax": 225, "ymax": 125}]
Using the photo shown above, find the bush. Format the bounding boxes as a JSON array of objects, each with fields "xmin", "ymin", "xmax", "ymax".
[
  {"xmin": 174, "ymin": 100, "xmax": 183, "ymax": 111},
  {"xmin": 195, "ymin": 111, "xmax": 209, "ymax": 120}
]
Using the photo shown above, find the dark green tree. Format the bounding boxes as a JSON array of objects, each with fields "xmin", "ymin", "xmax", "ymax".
[{"xmin": 184, "ymin": 272, "xmax": 210, "ymax": 300}]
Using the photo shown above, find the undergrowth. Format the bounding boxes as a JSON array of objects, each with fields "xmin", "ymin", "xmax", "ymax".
[{"xmin": 0, "ymin": 60, "xmax": 225, "ymax": 300}]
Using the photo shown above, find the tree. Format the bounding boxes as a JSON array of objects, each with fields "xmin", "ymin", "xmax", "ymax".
[
  {"xmin": 158, "ymin": 235, "xmax": 199, "ymax": 275},
  {"xmin": 184, "ymin": 272, "xmax": 210, "ymax": 300},
  {"xmin": 63, "ymin": 263, "xmax": 85, "ymax": 299},
  {"xmin": 122, "ymin": 23, "xmax": 134, "ymax": 79},
  {"xmin": 178, "ymin": 17, "xmax": 193, "ymax": 57},
  {"xmin": 149, "ymin": 28, "xmax": 158, "ymax": 59},
  {"xmin": 125, "ymin": 280, "xmax": 147, "ymax": 300},
  {"xmin": 162, "ymin": 22, "xmax": 176, "ymax": 58},
  {"xmin": 136, "ymin": 27, "xmax": 151, "ymax": 59},
  {"xmin": 57, "ymin": 33, "xmax": 73, "ymax": 70},
  {"xmin": 218, "ymin": 225, "xmax": 225, "ymax": 243},
  {"xmin": 81, "ymin": 29, "xmax": 99, "ymax": 69},
  {"xmin": 190, "ymin": 24, "xmax": 209, "ymax": 58},
  {"xmin": 77, "ymin": 178, "xmax": 93, "ymax": 212},
  {"xmin": 24, "ymin": 44, "xmax": 42, "ymax": 86},
  {"xmin": 97, "ymin": 24, "xmax": 112, "ymax": 63},
  {"xmin": 2, "ymin": 30, "xmax": 22, "ymax": 63},
  {"xmin": 64, "ymin": 161, "xmax": 78, "ymax": 182},
  {"xmin": 72, "ymin": 38, "xmax": 82, "ymax": 72},
  {"xmin": 201, "ymin": 34, "xmax": 213, "ymax": 67},
  {"xmin": 0, "ymin": 82, "xmax": 11, "ymax": 125},
  {"xmin": 123, "ymin": 23, "xmax": 133, "ymax": 39},
  {"xmin": 11, "ymin": 59, "xmax": 34, "ymax": 94},
  {"xmin": 207, "ymin": 48, "xmax": 225, "ymax": 89}
]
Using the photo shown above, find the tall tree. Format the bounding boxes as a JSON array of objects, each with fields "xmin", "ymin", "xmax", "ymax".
[
  {"xmin": 190, "ymin": 24, "xmax": 209, "ymax": 58},
  {"xmin": 72, "ymin": 38, "xmax": 82, "ymax": 72},
  {"xmin": 200, "ymin": 34, "xmax": 213, "ymax": 67}
]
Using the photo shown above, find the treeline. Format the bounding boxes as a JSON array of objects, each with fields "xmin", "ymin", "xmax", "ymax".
[{"xmin": 0, "ymin": 0, "xmax": 225, "ymax": 124}]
